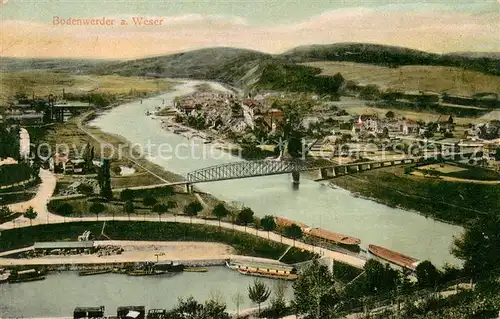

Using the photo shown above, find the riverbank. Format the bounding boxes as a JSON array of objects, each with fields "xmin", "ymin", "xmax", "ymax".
[
  {"xmin": 329, "ymin": 165, "xmax": 497, "ymax": 226},
  {"xmin": 0, "ymin": 221, "xmax": 319, "ymax": 265},
  {"xmin": 0, "ymin": 241, "xmax": 235, "ymax": 266}
]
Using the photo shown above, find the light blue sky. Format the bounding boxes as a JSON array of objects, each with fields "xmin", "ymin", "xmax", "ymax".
[{"xmin": 2, "ymin": 0, "xmax": 498, "ymax": 25}]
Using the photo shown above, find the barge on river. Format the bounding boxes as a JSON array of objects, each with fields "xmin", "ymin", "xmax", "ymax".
[
  {"xmin": 226, "ymin": 259, "xmax": 298, "ymax": 280},
  {"xmin": 368, "ymin": 244, "xmax": 420, "ymax": 270},
  {"xmin": 8, "ymin": 269, "xmax": 45, "ymax": 283},
  {"xmin": 78, "ymin": 269, "xmax": 112, "ymax": 276},
  {"xmin": 304, "ymin": 227, "xmax": 361, "ymax": 253}
]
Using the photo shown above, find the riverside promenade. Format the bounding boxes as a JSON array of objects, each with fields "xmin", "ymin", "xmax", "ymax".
[{"xmin": 0, "ymin": 215, "xmax": 366, "ymax": 269}]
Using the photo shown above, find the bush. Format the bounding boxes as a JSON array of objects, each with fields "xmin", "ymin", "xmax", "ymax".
[
  {"xmin": 76, "ymin": 184, "xmax": 94, "ymax": 195},
  {"xmin": 0, "ymin": 163, "xmax": 36, "ymax": 187}
]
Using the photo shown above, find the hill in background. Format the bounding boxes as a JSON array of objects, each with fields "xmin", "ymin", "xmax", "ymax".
[
  {"xmin": 86, "ymin": 43, "xmax": 500, "ymax": 94},
  {"xmin": 1, "ymin": 43, "xmax": 499, "ymax": 98},
  {"xmin": 91, "ymin": 47, "xmax": 275, "ymax": 86},
  {"xmin": 303, "ymin": 61, "xmax": 500, "ymax": 96},
  {"xmin": 0, "ymin": 57, "xmax": 112, "ymax": 73}
]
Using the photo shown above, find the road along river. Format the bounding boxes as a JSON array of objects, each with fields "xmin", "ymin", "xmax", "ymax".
[{"xmin": 90, "ymin": 80, "xmax": 463, "ymax": 267}]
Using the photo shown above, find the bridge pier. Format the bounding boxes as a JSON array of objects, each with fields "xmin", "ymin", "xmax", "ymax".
[
  {"xmin": 184, "ymin": 183, "xmax": 193, "ymax": 193},
  {"xmin": 292, "ymin": 171, "xmax": 300, "ymax": 185}
]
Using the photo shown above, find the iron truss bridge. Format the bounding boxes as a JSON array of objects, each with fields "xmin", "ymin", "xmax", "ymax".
[{"xmin": 186, "ymin": 159, "xmax": 316, "ymax": 184}]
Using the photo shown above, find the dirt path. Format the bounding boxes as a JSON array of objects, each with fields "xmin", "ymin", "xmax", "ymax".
[
  {"xmin": 411, "ymin": 170, "xmax": 500, "ymax": 184},
  {"xmin": 6, "ymin": 169, "xmax": 62, "ymax": 226}
]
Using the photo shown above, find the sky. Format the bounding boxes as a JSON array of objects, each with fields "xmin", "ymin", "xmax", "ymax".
[{"xmin": 0, "ymin": 0, "xmax": 499, "ymax": 58}]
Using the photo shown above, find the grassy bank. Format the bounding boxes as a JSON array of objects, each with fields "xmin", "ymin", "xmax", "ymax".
[
  {"xmin": 330, "ymin": 165, "xmax": 499, "ymax": 225},
  {"xmin": 0, "ymin": 221, "xmax": 317, "ymax": 264}
]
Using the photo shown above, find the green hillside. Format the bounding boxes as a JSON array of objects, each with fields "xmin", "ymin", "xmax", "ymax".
[
  {"xmin": 282, "ymin": 43, "xmax": 500, "ymax": 76},
  {"xmin": 91, "ymin": 47, "xmax": 275, "ymax": 85}
]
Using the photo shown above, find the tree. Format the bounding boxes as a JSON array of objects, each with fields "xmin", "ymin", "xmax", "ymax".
[
  {"xmin": 82, "ymin": 144, "xmax": 95, "ymax": 173},
  {"xmin": 23, "ymin": 206, "xmax": 37, "ymax": 226},
  {"xmin": 248, "ymin": 279, "xmax": 271, "ymax": 316},
  {"xmin": 261, "ymin": 215, "xmax": 277, "ymax": 239},
  {"xmin": 382, "ymin": 126, "xmax": 389, "ymax": 138},
  {"xmin": 287, "ymin": 132, "xmax": 306, "ymax": 159},
  {"xmin": 89, "ymin": 202, "xmax": 105, "ymax": 221},
  {"xmin": 495, "ymin": 148, "xmax": 500, "ymax": 161},
  {"xmin": 123, "ymin": 200, "xmax": 135, "ymax": 220},
  {"xmin": 268, "ymin": 280, "xmax": 288, "ymax": 319},
  {"xmin": 237, "ymin": 207, "xmax": 254, "ymax": 231},
  {"xmin": 452, "ymin": 215, "xmax": 500, "ymax": 279},
  {"xmin": 120, "ymin": 188, "xmax": 134, "ymax": 202},
  {"xmin": 152, "ymin": 203, "xmax": 168, "ymax": 221},
  {"xmin": 416, "ymin": 260, "xmax": 440, "ymax": 288},
  {"xmin": 0, "ymin": 206, "xmax": 12, "ymax": 220},
  {"xmin": 98, "ymin": 158, "xmax": 113, "ymax": 199},
  {"xmin": 212, "ymin": 203, "xmax": 229, "ymax": 227},
  {"xmin": 284, "ymin": 224, "xmax": 303, "ymax": 246},
  {"xmin": 184, "ymin": 201, "xmax": 203, "ymax": 223},
  {"xmin": 167, "ymin": 200, "xmax": 177, "ymax": 210},
  {"xmin": 232, "ymin": 291, "xmax": 244, "ymax": 319},
  {"xmin": 364, "ymin": 259, "xmax": 399, "ymax": 294},
  {"xmin": 55, "ymin": 203, "xmax": 73, "ymax": 222},
  {"xmin": 143, "ymin": 195, "xmax": 157, "ymax": 207},
  {"xmin": 293, "ymin": 260, "xmax": 337, "ymax": 318},
  {"xmin": 359, "ymin": 84, "xmax": 380, "ymax": 100},
  {"xmin": 385, "ymin": 111, "xmax": 395, "ymax": 119},
  {"xmin": 166, "ymin": 296, "xmax": 230, "ymax": 319}
]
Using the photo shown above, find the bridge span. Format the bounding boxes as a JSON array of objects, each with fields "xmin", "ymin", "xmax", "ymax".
[{"xmin": 184, "ymin": 157, "xmax": 422, "ymax": 187}]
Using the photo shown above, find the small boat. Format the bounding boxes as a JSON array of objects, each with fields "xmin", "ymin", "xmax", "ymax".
[
  {"xmin": 8, "ymin": 269, "xmax": 46, "ymax": 283},
  {"xmin": 0, "ymin": 269, "xmax": 10, "ymax": 284},
  {"xmin": 78, "ymin": 269, "xmax": 111, "ymax": 276},
  {"xmin": 112, "ymin": 267, "xmax": 128, "ymax": 274},
  {"xmin": 154, "ymin": 261, "xmax": 184, "ymax": 273},
  {"xmin": 183, "ymin": 267, "xmax": 208, "ymax": 273},
  {"xmin": 127, "ymin": 270, "xmax": 169, "ymax": 276},
  {"xmin": 9, "ymin": 276, "xmax": 46, "ymax": 283},
  {"xmin": 368, "ymin": 244, "xmax": 420, "ymax": 270}
]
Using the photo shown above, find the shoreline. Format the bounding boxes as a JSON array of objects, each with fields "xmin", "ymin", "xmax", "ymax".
[
  {"xmin": 0, "ymin": 239, "xmax": 288, "ymax": 268},
  {"xmin": 328, "ymin": 181, "xmax": 462, "ymax": 228}
]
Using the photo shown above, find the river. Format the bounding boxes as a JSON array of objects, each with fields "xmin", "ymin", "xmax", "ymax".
[
  {"xmin": 0, "ymin": 268, "xmax": 290, "ymax": 317},
  {"xmin": 91, "ymin": 80, "xmax": 463, "ymax": 267},
  {"xmin": 0, "ymin": 80, "xmax": 464, "ymax": 317}
]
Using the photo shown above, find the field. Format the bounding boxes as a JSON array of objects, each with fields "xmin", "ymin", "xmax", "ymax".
[
  {"xmin": 302, "ymin": 61, "xmax": 500, "ymax": 96},
  {"xmin": 0, "ymin": 71, "xmax": 174, "ymax": 106},
  {"xmin": 414, "ymin": 163, "xmax": 500, "ymax": 182}
]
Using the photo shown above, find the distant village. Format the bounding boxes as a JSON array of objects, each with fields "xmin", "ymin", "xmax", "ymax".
[
  {"xmin": 0, "ymin": 91, "xmax": 95, "ymax": 126},
  {"xmin": 171, "ymin": 88, "xmax": 500, "ymax": 166}
]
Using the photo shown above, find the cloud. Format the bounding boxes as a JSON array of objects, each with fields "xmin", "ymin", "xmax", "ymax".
[{"xmin": 1, "ymin": 8, "xmax": 498, "ymax": 58}]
